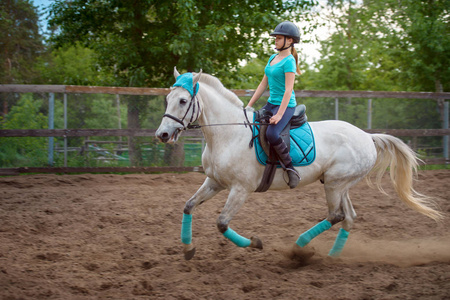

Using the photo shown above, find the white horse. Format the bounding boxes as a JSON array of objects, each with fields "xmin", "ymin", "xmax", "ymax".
[{"xmin": 155, "ymin": 68, "xmax": 443, "ymax": 261}]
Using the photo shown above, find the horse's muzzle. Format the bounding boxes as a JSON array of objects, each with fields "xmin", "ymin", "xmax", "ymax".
[
  {"xmin": 156, "ymin": 131, "xmax": 170, "ymax": 143},
  {"xmin": 155, "ymin": 127, "xmax": 181, "ymax": 143}
]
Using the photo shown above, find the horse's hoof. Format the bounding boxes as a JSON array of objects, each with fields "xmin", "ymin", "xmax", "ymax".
[
  {"xmin": 250, "ymin": 236, "xmax": 263, "ymax": 249},
  {"xmin": 184, "ymin": 248, "xmax": 196, "ymax": 260},
  {"xmin": 183, "ymin": 244, "xmax": 196, "ymax": 260}
]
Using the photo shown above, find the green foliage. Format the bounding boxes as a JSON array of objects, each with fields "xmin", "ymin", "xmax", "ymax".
[
  {"xmin": 0, "ymin": 94, "xmax": 46, "ymax": 130},
  {"xmin": 372, "ymin": 98, "xmax": 441, "ymax": 129},
  {"xmin": 36, "ymin": 43, "xmax": 103, "ymax": 85},
  {"xmin": 0, "ymin": 0, "xmax": 45, "ymax": 119},
  {"xmin": 0, "ymin": 94, "xmax": 48, "ymax": 167},
  {"xmin": 308, "ymin": 0, "xmax": 449, "ymax": 92},
  {"xmin": 299, "ymin": 0, "xmax": 448, "ymax": 146},
  {"xmin": 419, "ymin": 163, "xmax": 449, "ymax": 170},
  {"xmin": 140, "ymin": 96, "xmax": 166, "ymax": 129},
  {"xmin": 0, "ymin": 0, "xmax": 44, "ymax": 84},
  {"xmin": 223, "ymin": 58, "xmax": 267, "ymax": 89},
  {"xmin": 387, "ymin": 0, "xmax": 450, "ymax": 92},
  {"xmin": 48, "ymin": 0, "xmax": 318, "ymax": 87},
  {"xmin": 308, "ymin": 1, "xmax": 387, "ymax": 91}
]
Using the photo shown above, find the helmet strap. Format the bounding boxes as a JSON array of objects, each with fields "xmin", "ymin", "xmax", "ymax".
[{"xmin": 275, "ymin": 36, "xmax": 293, "ymax": 51}]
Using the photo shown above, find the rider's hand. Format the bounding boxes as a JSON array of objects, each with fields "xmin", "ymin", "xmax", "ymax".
[{"xmin": 270, "ymin": 114, "xmax": 282, "ymax": 124}]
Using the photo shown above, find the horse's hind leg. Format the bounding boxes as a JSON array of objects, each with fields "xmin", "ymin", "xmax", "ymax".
[
  {"xmin": 181, "ymin": 177, "xmax": 224, "ymax": 260},
  {"xmin": 294, "ymin": 187, "xmax": 342, "ymax": 248},
  {"xmin": 328, "ymin": 190, "xmax": 356, "ymax": 257},
  {"xmin": 292, "ymin": 185, "xmax": 356, "ymax": 260}
]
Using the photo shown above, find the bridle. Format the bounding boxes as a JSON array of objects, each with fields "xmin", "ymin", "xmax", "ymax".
[
  {"xmin": 162, "ymin": 84, "xmax": 267, "ymax": 148},
  {"xmin": 162, "ymin": 85, "xmax": 201, "ymax": 130}
]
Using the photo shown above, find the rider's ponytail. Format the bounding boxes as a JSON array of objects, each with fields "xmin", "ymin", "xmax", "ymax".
[{"xmin": 291, "ymin": 47, "xmax": 301, "ymax": 75}]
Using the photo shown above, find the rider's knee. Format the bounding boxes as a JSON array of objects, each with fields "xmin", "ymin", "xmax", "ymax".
[{"xmin": 265, "ymin": 130, "xmax": 280, "ymax": 145}]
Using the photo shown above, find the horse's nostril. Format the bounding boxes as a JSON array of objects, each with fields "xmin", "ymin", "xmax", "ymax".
[{"xmin": 158, "ymin": 132, "xmax": 170, "ymax": 142}]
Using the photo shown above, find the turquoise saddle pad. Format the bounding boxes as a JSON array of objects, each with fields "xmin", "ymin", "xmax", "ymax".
[{"xmin": 253, "ymin": 121, "xmax": 316, "ymax": 167}]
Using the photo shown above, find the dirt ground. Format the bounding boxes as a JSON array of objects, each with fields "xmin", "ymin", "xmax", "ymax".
[{"xmin": 0, "ymin": 169, "xmax": 449, "ymax": 299}]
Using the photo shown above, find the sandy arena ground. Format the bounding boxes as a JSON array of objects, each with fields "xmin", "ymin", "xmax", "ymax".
[{"xmin": 0, "ymin": 170, "xmax": 449, "ymax": 299}]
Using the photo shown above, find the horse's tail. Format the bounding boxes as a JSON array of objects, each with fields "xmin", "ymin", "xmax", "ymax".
[{"xmin": 367, "ymin": 134, "xmax": 444, "ymax": 221}]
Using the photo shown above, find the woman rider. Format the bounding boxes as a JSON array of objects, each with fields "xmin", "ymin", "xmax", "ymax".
[{"xmin": 246, "ymin": 21, "xmax": 302, "ymax": 189}]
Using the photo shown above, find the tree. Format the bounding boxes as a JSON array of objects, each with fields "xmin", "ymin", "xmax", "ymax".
[
  {"xmin": 383, "ymin": 0, "xmax": 450, "ymax": 130},
  {"xmin": 387, "ymin": 0, "xmax": 450, "ymax": 93},
  {"xmin": 0, "ymin": 0, "xmax": 44, "ymax": 115},
  {"xmin": 48, "ymin": 0, "xmax": 317, "ymax": 87},
  {"xmin": 307, "ymin": 0, "xmax": 380, "ymax": 91},
  {"xmin": 0, "ymin": 0, "xmax": 43, "ymax": 84},
  {"xmin": 304, "ymin": 0, "xmax": 447, "ymax": 132},
  {"xmin": 36, "ymin": 43, "xmax": 101, "ymax": 85},
  {"xmin": 309, "ymin": 0, "xmax": 449, "ymax": 93}
]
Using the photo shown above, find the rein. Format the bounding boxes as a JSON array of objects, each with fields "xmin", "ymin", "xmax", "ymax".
[
  {"xmin": 162, "ymin": 82, "xmax": 267, "ymax": 148},
  {"xmin": 186, "ymin": 108, "xmax": 268, "ymax": 149},
  {"xmin": 163, "ymin": 84, "xmax": 267, "ymax": 131},
  {"xmin": 186, "ymin": 122, "xmax": 264, "ymax": 129},
  {"xmin": 187, "ymin": 109, "xmax": 266, "ymax": 129}
]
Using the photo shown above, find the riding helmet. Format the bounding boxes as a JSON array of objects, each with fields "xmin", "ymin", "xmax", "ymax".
[{"xmin": 270, "ymin": 21, "xmax": 300, "ymax": 43}]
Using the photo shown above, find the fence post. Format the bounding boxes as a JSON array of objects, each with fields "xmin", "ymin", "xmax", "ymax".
[
  {"xmin": 444, "ymin": 101, "xmax": 449, "ymax": 160},
  {"xmin": 63, "ymin": 93, "xmax": 68, "ymax": 167},
  {"xmin": 48, "ymin": 93, "xmax": 54, "ymax": 166},
  {"xmin": 116, "ymin": 94, "xmax": 122, "ymax": 152},
  {"xmin": 367, "ymin": 98, "xmax": 372, "ymax": 129},
  {"xmin": 335, "ymin": 98, "xmax": 339, "ymax": 120}
]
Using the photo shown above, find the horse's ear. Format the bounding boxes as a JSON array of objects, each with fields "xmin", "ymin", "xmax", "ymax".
[
  {"xmin": 174, "ymin": 67, "xmax": 180, "ymax": 79},
  {"xmin": 193, "ymin": 69, "xmax": 202, "ymax": 85}
]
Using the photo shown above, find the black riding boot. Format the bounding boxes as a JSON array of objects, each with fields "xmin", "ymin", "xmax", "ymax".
[{"xmin": 272, "ymin": 139, "xmax": 301, "ymax": 189}]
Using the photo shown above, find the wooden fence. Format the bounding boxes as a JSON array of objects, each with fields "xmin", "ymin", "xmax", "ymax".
[
  {"xmin": 1, "ymin": 84, "xmax": 449, "ymax": 175},
  {"xmin": 1, "ymin": 84, "xmax": 449, "ymax": 99}
]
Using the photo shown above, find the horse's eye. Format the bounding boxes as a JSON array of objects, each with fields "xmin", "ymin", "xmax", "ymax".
[{"xmin": 180, "ymin": 99, "xmax": 188, "ymax": 105}]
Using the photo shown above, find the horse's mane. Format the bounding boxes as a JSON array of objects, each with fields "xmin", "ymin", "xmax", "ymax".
[{"xmin": 198, "ymin": 73, "xmax": 244, "ymax": 108}]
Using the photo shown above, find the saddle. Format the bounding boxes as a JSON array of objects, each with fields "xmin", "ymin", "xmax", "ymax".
[
  {"xmin": 252, "ymin": 104, "xmax": 312, "ymax": 192},
  {"xmin": 254, "ymin": 104, "xmax": 307, "ymax": 157}
]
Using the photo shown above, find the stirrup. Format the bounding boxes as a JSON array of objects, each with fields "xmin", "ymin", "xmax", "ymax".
[{"xmin": 285, "ymin": 167, "xmax": 301, "ymax": 189}]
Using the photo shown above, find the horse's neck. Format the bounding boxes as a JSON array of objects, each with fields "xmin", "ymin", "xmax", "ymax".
[{"xmin": 197, "ymin": 86, "xmax": 247, "ymax": 145}]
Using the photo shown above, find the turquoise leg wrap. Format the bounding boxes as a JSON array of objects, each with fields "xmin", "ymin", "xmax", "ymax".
[
  {"xmin": 328, "ymin": 228, "xmax": 349, "ymax": 257},
  {"xmin": 181, "ymin": 213, "xmax": 192, "ymax": 245},
  {"xmin": 296, "ymin": 219, "xmax": 332, "ymax": 247},
  {"xmin": 223, "ymin": 228, "xmax": 251, "ymax": 248}
]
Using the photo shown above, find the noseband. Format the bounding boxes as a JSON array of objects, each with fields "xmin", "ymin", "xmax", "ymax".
[{"xmin": 163, "ymin": 85, "xmax": 201, "ymax": 130}]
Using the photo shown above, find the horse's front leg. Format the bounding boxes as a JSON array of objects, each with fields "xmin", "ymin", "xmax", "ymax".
[
  {"xmin": 216, "ymin": 186, "xmax": 263, "ymax": 250},
  {"xmin": 182, "ymin": 177, "xmax": 224, "ymax": 260}
]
